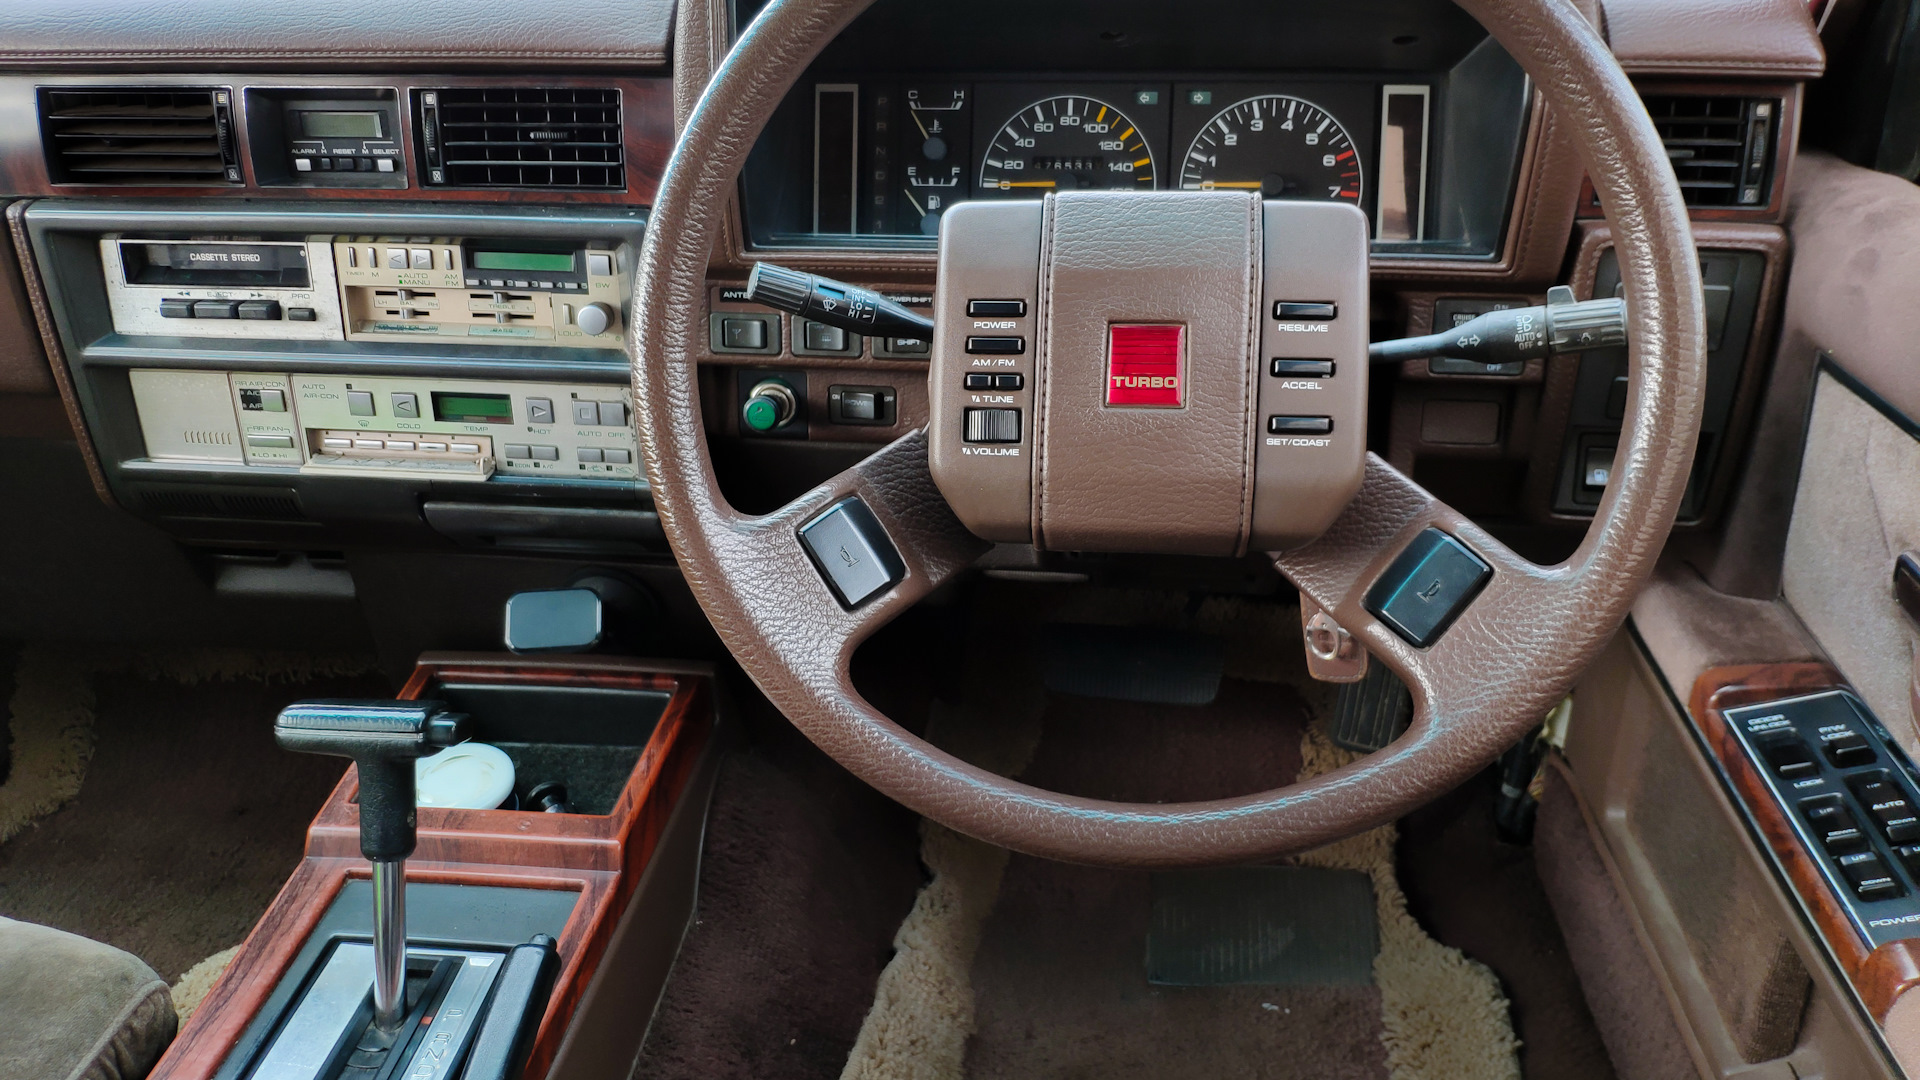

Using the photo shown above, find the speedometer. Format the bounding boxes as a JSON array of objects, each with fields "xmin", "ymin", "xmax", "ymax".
[
  {"xmin": 979, "ymin": 95, "xmax": 1156, "ymax": 195},
  {"xmin": 1180, "ymin": 95, "xmax": 1363, "ymax": 204}
]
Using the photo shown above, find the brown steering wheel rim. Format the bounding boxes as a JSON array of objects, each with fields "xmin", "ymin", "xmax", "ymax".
[{"xmin": 632, "ymin": 0, "xmax": 1706, "ymax": 868}]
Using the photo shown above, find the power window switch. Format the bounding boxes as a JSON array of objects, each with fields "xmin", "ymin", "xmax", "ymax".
[
  {"xmin": 1838, "ymin": 851, "xmax": 1906, "ymax": 900},
  {"xmin": 1802, "ymin": 797, "xmax": 1870, "ymax": 855}
]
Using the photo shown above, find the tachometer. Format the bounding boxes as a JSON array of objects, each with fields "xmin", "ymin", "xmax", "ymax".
[
  {"xmin": 1181, "ymin": 95, "xmax": 1363, "ymax": 204},
  {"xmin": 979, "ymin": 95, "xmax": 1156, "ymax": 195}
]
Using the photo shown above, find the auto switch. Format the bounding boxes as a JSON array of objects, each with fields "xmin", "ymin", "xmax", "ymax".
[
  {"xmin": 1852, "ymin": 775, "xmax": 1920, "ymax": 842},
  {"xmin": 1801, "ymin": 795, "xmax": 1870, "ymax": 855}
]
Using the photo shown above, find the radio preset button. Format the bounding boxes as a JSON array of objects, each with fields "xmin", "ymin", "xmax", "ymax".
[
  {"xmin": 418, "ymin": 441, "xmax": 447, "ymax": 453},
  {"xmin": 531, "ymin": 445, "xmax": 560, "ymax": 461},
  {"xmin": 391, "ymin": 393, "xmax": 419, "ymax": 419},
  {"xmin": 526, "ymin": 398, "xmax": 555, "ymax": 424},
  {"xmin": 322, "ymin": 437, "xmax": 352, "ymax": 449},
  {"xmin": 385, "ymin": 440, "xmax": 415, "ymax": 451},
  {"xmin": 449, "ymin": 442, "xmax": 481, "ymax": 454},
  {"xmin": 353, "ymin": 439, "xmax": 384, "ymax": 450},
  {"xmin": 347, "ymin": 391, "xmax": 376, "ymax": 416}
]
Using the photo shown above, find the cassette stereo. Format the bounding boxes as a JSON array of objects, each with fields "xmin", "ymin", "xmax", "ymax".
[{"xmin": 101, "ymin": 235, "xmax": 630, "ymax": 348}]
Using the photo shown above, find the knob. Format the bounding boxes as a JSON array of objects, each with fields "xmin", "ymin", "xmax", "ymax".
[
  {"xmin": 743, "ymin": 379, "xmax": 799, "ymax": 432},
  {"xmin": 575, "ymin": 302, "xmax": 614, "ymax": 337}
]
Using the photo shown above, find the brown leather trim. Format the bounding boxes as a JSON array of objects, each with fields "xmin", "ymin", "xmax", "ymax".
[
  {"xmin": 635, "ymin": 0, "xmax": 1705, "ymax": 866},
  {"xmin": 0, "ymin": 0, "xmax": 673, "ymax": 70},
  {"xmin": 0, "ymin": 201, "xmax": 52, "ymax": 396},
  {"xmin": 1600, "ymin": 0, "xmax": 1826, "ymax": 78},
  {"xmin": 6, "ymin": 201, "xmax": 111, "ymax": 504}
]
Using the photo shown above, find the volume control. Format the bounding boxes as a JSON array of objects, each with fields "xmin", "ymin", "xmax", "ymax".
[{"xmin": 576, "ymin": 302, "xmax": 614, "ymax": 337}]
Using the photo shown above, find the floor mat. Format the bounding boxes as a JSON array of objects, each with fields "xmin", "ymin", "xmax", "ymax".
[
  {"xmin": 1147, "ymin": 867, "xmax": 1377, "ymax": 987},
  {"xmin": 0, "ymin": 648, "xmax": 386, "ymax": 980}
]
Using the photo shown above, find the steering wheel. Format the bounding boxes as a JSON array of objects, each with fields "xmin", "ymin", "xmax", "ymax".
[{"xmin": 632, "ymin": 0, "xmax": 1706, "ymax": 867}]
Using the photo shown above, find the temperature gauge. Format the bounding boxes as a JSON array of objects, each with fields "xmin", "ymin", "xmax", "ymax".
[{"xmin": 901, "ymin": 85, "xmax": 970, "ymax": 235}]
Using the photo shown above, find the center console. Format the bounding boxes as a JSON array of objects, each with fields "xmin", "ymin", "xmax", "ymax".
[{"xmin": 152, "ymin": 655, "xmax": 718, "ymax": 1080}]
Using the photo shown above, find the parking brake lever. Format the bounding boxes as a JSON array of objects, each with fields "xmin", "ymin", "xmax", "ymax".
[
  {"xmin": 1369, "ymin": 286, "xmax": 1626, "ymax": 366},
  {"xmin": 744, "ymin": 262, "xmax": 935, "ymax": 342},
  {"xmin": 275, "ymin": 700, "xmax": 470, "ymax": 1031}
]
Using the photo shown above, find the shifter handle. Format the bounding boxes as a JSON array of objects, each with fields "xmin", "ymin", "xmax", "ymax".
[{"xmin": 275, "ymin": 700, "xmax": 469, "ymax": 861}]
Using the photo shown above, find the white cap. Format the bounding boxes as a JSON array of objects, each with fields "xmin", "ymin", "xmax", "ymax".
[{"xmin": 415, "ymin": 742, "xmax": 516, "ymax": 810}]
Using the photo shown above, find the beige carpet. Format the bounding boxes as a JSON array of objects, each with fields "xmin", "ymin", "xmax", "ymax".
[{"xmin": 839, "ymin": 587, "xmax": 1521, "ymax": 1080}]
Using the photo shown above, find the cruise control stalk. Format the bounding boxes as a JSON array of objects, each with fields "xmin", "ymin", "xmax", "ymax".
[
  {"xmin": 744, "ymin": 262, "xmax": 935, "ymax": 342},
  {"xmin": 1369, "ymin": 286, "xmax": 1626, "ymax": 366}
]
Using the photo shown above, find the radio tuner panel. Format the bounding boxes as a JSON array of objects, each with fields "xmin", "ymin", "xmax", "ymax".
[
  {"xmin": 128, "ymin": 370, "xmax": 640, "ymax": 484},
  {"xmin": 100, "ymin": 235, "xmax": 630, "ymax": 349}
]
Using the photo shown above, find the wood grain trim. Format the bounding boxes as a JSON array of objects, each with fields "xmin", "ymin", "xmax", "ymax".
[
  {"xmin": 150, "ymin": 659, "xmax": 713, "ymax": 1080},
  {"xmin": 0, "ymin": 74, "xmax": 672, "ymax": 206},
  {"xmin": 1689, "ymin": 662, "xmax": 1920, "ymax": 1021}
]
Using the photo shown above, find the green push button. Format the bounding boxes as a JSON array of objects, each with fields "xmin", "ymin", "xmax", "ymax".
[{"xmin": 743, "ymin": 396, "xmax": 781, "ymax": 432}]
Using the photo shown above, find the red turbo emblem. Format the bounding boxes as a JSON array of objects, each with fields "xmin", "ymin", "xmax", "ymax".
[{"xmin": 1106, "ymin": 324, "xmax": 1185, "ymax": 407}]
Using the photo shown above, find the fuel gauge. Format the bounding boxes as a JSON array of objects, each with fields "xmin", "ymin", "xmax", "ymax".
[{"xmin": 900, "ymin": 85, "xmax": 970, "ymax": 235}]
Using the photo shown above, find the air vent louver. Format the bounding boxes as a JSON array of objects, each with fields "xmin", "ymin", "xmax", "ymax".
[
  {"xmin": 1642, "ymin": 94, "xmax": 1780, "ymax": 208},
  {"xmin": 39, "ymin": 87, "xmax": 241, "ymax": 187},
  {"xmin": 416, "ymin": 87, "xmax": 624, "ymax": 190}
]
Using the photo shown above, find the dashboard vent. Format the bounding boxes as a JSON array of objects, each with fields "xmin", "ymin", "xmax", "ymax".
[
  {"xmin": 415, "ymin": 87, "xmax": 624, "ymax": 190},
  {"xmin": 1642, "ymin": 94, "xmax": 1779, "ymax": 208},
  {"xmin": 38, "ymin": 87, "xmax": 241, "ymax": 186}
]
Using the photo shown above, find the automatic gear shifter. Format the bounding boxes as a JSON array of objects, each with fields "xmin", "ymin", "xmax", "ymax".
[{"xmin": 275, "ymin": 700, "xmax": 469, "ymax": 1031}]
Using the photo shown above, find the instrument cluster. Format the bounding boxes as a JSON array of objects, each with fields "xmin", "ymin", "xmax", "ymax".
[{"xmin": 791, "ymin": 78, "xmax": 1424, "ymax": 242}]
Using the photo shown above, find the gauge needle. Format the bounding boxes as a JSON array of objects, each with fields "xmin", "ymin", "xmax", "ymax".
[
  {"xmin": 1000, "ymin": 180, "xmax": 1057, "ymax": 188},
  {"xmin": 910, "ymin": 109, "xmax": 931, "ymax": 140},
  {"xmin": 1203, "ymin": 181, "xmax": 1264, "ymax": 188},
  {"xmin": 902, "ymin": 187, "xmax": 927, "ymax": 216}
]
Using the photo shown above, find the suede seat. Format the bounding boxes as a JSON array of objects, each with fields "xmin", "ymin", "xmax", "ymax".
[{"xmin": 0, "ymin": 918, "xmax": 176, "ymax": 1080}]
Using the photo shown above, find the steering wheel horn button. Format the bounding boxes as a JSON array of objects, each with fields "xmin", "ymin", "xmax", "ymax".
[
  {"xmin": 799, "ymin": 498, "xmax": 906, "ymax": 610},
  {"xmin": 1364, "ymin": 528, "xmax": 1494, "ymax": 648},
  {"xmin": 1106, "ymin": 324, "xmax": 1186, "ymax": 408}
]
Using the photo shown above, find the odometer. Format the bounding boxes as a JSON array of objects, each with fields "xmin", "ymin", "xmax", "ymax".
[
  {"xmin": 980, "ymin": 95, "xmax": 1156, "ymax": 195},
  {"xmin": 1181, "ymin": 95, "xmax": 1363, "ymax": 204}
]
